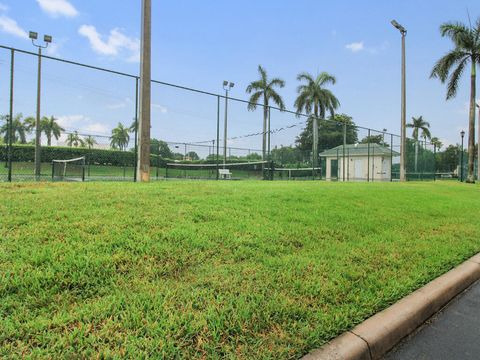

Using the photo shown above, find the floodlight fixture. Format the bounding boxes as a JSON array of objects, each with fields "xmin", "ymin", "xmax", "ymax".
[
  {"xmin": 391, "ymin": 20, "xmax": 406, "ymax": 34},
  {"xmin": 29, "ymin": 31, "xmax": 38, "ymax": 40},
  {"xmin": 229, "ymin": 82, "xmax": 235, "ymax": 89},
  {"xmin": 44, "ymin": 35, "xmax": 53, "ymax": 43},
  {"xmin": 223, "ymin": 80, "xmax": 229, "ymax": 87}
]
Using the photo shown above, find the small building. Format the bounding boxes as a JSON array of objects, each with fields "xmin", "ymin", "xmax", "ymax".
[{"xmin": 319, "ymin": 143, "xmax": 399, "ymax": 181}]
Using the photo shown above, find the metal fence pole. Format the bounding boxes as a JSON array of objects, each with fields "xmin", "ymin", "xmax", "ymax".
[
  {"xmin": 433, "ymin": 144, "xmax": 436, "ymax": 182},
  {"xmin": 216, "ymin": 96, "xmax": 220, "ymax": 180},
  {"xmin": 134, "ymin": 77, "xmax": 139, "ymax": 182},
  {"xmin": 7, "ymin": 49, "xmax": 14, "ymax": 182},
  {"xmin": 390, "ymin": 134, "xmax": 393, "ymax": 182},
  {"xmin": 367, "ymin": 129, "xmax": 371, "ymax": 182}
]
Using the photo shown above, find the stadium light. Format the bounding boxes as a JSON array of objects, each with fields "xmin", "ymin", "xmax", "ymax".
[
  {"xmin": 29, "ymin": 30, "xmax": 53, "ymax": 181},
  {"xmin": 222, "ymin": 81, "xmax": 234, "ymax": 167},
  {"xmin": 391, "ymin": 20, "xmax": 407, "ymax": 182}
]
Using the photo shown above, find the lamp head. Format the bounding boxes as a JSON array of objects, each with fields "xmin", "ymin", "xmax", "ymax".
[
  {"xmin": 229, "ymin": 82, "xmax": 235, "ymax": 89},
  {"xmin": 223, "ymin": 80, "xmax": 228, "ymax": 87},
  {"xmin": 391, "ymin": 20, "xmax": 406, "ymax": 34},
  {"xmin": 29, "ymin": 31, "xmax": 38, "ymax": 40},
  {"xmin": 44, "ymin": 35, "xmax": 53, "ymax": 43},
  {"xmin": 461, "ymin": 130, "xmax": 465, "ymax": 138}
]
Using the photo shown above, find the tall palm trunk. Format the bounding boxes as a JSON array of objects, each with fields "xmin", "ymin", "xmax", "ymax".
[
  {"xmin": 47, "ymin": 132, "xmax": 52, "ymax": 146},
  {"xmin": 262, "ymin": 96, "xmax": 268, "ymax": 161},
  {"xmin": 467, "ymin": 61, "xmax": 476, "ymax": 183},
  {"xmin": 312, "ymin": 104, "xmax": 319, "ymax": 173},
  {"xmin": 414, "ymin": 140, "xmax": 418, "ymax": 173}
]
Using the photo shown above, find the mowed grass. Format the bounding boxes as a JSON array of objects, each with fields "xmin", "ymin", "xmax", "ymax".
[{"xmin": 0, "ymin": 181, "xmax": 479, "ymax": 359}]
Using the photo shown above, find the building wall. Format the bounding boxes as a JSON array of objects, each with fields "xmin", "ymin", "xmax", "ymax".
[{"xmin": 325, "ymin": 155, "xmax": 392, "ymax": 181}]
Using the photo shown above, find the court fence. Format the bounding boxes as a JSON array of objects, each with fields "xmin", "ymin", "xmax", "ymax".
[{"xmin": 0, "ymin": 44, "xmax": 476, "ymax": 183}]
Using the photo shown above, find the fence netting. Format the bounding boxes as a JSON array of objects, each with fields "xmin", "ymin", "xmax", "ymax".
[{"xmin": 1, "ymin": 45, "xmax": 476, "ymax": 183}]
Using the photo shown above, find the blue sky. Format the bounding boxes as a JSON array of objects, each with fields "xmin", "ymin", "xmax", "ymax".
[{"xmin": 0, "ymin": 0, "xmax": 479, "ymax": 152}]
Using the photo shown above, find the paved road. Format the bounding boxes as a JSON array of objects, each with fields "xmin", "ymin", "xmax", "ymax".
[{"xmin": 384, "ymin": 281, "xmax": 480, "ymax": 360}]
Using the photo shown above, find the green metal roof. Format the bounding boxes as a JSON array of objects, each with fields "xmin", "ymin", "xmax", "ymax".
[{"xmin": 319, "ymin": 143, "xmax": 400, "ymax": 157}]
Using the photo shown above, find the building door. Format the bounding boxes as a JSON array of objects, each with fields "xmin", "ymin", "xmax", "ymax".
[
  {"xmin": 330, "ymin": 159, "xmax": 338, "ymax": 180},
  {"xmin": 354, "ymin": 159, "xmax": 363, "ymax": 180}
]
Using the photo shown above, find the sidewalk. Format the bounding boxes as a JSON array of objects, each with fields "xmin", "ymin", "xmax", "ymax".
[{"xmin": 384, "ymin": 280, "xmax": 480, "ymax": 360}]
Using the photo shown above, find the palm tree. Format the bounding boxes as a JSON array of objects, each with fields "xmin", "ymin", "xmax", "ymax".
[
  {"xmin": 66, "ymin": 131, "xmax": 84, "ymax": 147},
  {"xmin": 430, "ymin": 137, "xmax": 443, "ymax": 150},
  {"xmin": 431, "ymin": 19, "xmax": 480, "ymax": 183},
  {"xmin": 41, "ymin": 116, "xmax": 64, "ymax": 146},
  {"xmin": 0, "ymin": 113, "xmax": 28, "ymax": 143},
  {"xmin": 110, "ymin": 123, "xmax": 130, "ymax": 151},
  {"xmin": 246, "ymin": 65, "xmax": 286, "ymax": 160},
  {"xmin": 294, "ymin": 72, "xmax": 340, "ymax": 171},
  {"xmin": 407, "ymin": 116, "xmax": 431, "ymax": 172},
  {"xmin": 84, "ymin": 136, "xmax": 97, "ymax": 149}
]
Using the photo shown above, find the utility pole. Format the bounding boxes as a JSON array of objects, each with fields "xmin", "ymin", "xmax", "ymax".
[
  {"xmin": 477, "ymin": 103, "xmax": 479, "ymax": 181},
  {"xmin": 137, "ymin": 0, "xmax": 152, "ymax": 182},
  {"xmin": 29, "ymin": 31, "xmax": 52, "ymax": 181},
  {"xmin": 391, "ymin": 20, "xmax": 407, "ymax": 182}
]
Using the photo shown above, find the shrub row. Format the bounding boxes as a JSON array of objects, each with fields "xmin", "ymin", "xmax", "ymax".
[{"xmin": 0, "ymin": 144, "xmax": 169, "ymax": 167}]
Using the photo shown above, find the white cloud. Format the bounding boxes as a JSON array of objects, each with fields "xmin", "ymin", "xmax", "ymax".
[
  {"xmin": 0, "ymin": 3, "xmax": 9, "ymax": 12},
  {"xmin": 0, "ymin": 15, "xmax": 28, "ymax": 39},
  {"xmin": 107, "ymin": 97, "xmax": 133, "ymax": 110},
  {"xmin": 84, "ymin": 123, "xmax": 109, "ymax": 134},
  {"xmin": 36, "ymin": 0, "xmax": 78, "ymax": 18},
  {"xmin": 57, "ymin": 114, "xmax": 89, "ymax": 128},
  {"xmin": 46, "ymin": 42, "xmax": 60, "ymax": 56},
  {"xmin": 78, "ymin": 25, "xmax": 140, "ymax": 62},
  {"xmin": 345, "ymin": 41, "xmax": 364, "ymax": 53},
  {"xmin": 152, "ymin": 104, "xmax": 168, "ymax": 113}
]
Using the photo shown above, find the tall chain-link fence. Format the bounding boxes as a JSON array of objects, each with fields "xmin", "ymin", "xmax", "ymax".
[{"xmin": 0, "ymin": 44, "xmax": 476, "ymax": 182}]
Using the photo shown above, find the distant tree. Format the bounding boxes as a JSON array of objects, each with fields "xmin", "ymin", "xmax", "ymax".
[
  {"xmin": 0, "ymin": 114, "xmax": 28, "ymax": 144},
  {"xmin": 407, "ymin": 116, "xmax": 431, "ymax": 172},
  {"xmin": 186, "ymin": 151, "xmax": 199, "ymax": 160},
  {"xmin": 294, "ymin": 72, "xmax": 340, "ymax": 167},
  {"xmin": 110, "ymin": 123, "xmax": 130, "ymax": 151},
  {"xmin": 84, "ymin": 136, "xmax": 97, "ymax": 149},
  {"xmin": 150, "ymin": 139, "xmax": 173, "ymax": 158},
  {"xmin": 271, "ymin": 146, "xmax": 307, "ymax": 166},
  {"xmin": 296, "ymin": 114, "xmax": 357, "ymax": 152},
  {"xmin": 430, "ymin": 18, "xmax": 480, "ymax": 182},
  {"xmin": 246, "ymin": 65, "xmax": 286, "ymax": 160},
  {"xmin": 437, "ymin": 144, "xmax": 462, "ymax": 172},
  {"xmin": 360, "ymin": 134, "xmax": 389, "ymax": 147},
  {"xmin": 430, "ymin": 137, "xmax": 443, "ymax": 150},
  {"xmin": 407, "ymin": 116, "xmax": 431, "ymax": 142},
  {"xmin": 66, "ymin": 131, "xmax": 84, "ymax": 147},
  {"xmin": 245, "ymin": 152, "xmax": 262, "ymax": 161},
  {"xmin": 41, "ymin": 116, "xmax": 64, "ymax": 146}
]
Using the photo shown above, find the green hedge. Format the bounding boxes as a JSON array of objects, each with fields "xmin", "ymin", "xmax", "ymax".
[{"xmin": 0, "ymin": 144, "xmax": 169, "ymax": 167}]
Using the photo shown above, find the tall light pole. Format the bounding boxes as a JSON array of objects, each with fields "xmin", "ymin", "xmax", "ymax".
[
  {"xmin": 137, "ymin": 0, "xmax": 152, "ymax": 182},
  {"xmin": 391, "ymin": 20, "xmax": 407, "ymax": 182},
  {"xmin": 460, "ymin": 130, "xmax": 465, "ymax": 182},
  {"xmin": 30, "ymin": 31, "xmax": 52, "ymax": 181},
  {"xmin": 223, "ymin": 81, "xmax": 234, "ymax": 166}
]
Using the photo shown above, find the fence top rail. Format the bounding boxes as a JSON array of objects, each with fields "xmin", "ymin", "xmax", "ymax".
[{"xmin": 0, "ymin": 44, "xmax": 434, "ymax": 143}]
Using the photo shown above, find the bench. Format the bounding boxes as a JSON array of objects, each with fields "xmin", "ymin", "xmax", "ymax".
[{"xmin": 218, "ymin": 169, "xmax": 232, "ymax": 179}]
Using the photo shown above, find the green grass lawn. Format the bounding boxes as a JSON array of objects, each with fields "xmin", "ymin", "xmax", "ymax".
[{"xmin": 0, "ymin": 181, "xmax": 479, "ymax": 359}]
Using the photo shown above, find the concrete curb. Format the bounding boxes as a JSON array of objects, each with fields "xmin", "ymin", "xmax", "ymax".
[{"xmin": 303, "ymin": 253, "xmax": 480, "ymax": 360}]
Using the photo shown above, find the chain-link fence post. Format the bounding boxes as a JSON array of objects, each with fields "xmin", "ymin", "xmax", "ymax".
[
  {"xmin": 367, "ymin": 129, "xmax": 371, "ymax": 182},
  {"xmin": 216, "ymin": 96, "xmax": 220, "ymax": 180}
]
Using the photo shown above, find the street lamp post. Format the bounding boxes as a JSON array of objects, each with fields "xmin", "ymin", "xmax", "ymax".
[
  {"xmin": 29, "ymin": 31, "xmax": 52, "ymax": 181},
  {"xmin": 460, "ymin": 130, "xmax": 465, "ymax": 182},
  {"xmin": 222, "ymin": 81, "xmax": 234, "ymax": 167},
  {"xmin": 391, "ymin": 20, "xmax": 407, "ymax": 182}
]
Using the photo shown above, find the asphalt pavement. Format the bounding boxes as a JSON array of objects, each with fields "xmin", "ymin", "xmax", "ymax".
[{"xmin": 384, "ymin": 280, "xmax": 480, "ymax": 360}]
